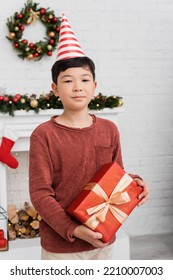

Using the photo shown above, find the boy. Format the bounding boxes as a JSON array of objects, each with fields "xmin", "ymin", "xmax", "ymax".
[{"xmin": 29, "ymin": 15, "xmax": 149, "ymax": 260}]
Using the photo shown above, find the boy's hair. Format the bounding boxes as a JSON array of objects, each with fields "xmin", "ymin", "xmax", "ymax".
[{"xmin": 51, "ymin": 56, "xmax": 96, "ymax": 84}]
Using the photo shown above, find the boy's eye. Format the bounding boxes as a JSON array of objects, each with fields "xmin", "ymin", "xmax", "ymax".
[
  {"xmin": 64, "ymin": 80, "xmax": 72, "ymax": 83},
  {"xmin": 82, "ymin": 79, "xmax": 90, "ymax": 82}
]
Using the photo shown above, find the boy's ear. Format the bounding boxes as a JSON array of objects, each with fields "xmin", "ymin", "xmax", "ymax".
[{"xmin": 51, "ymin": 82, "xmax": 59, "ymax": 97}]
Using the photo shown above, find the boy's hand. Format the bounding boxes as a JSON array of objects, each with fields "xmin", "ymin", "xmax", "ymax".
[
  {"xmin": 73, "ymin": 225, "xmax": 108, "ymax": 248},
  {"xmin": 133, "ymin": 178, "xmax": 149, "ymax": 206}
]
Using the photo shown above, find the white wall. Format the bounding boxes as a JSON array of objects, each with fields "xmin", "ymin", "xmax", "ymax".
[{"xmin": 1, "ymin": 0, "xmax": 173, "ymax": 236}]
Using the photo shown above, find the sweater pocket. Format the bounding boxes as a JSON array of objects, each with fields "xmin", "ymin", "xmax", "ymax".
[{"xmin": 94, "ymin": 145, "xmax": 113, "ymax": 171}]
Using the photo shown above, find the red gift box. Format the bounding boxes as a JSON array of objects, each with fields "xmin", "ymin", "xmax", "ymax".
[{"xmin": 66, "ymin": 162, "xmax": 143, "ymax": 243}]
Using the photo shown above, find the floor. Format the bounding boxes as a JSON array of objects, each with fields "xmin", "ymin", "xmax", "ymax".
[{"xmin": 130, "ymin": 233, "xmax": 173, "ymax": 260}]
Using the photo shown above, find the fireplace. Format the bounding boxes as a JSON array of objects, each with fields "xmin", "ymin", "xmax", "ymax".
[{"xmin": 0, "ymin": 108, "xmax": 130, "ymax": 260}]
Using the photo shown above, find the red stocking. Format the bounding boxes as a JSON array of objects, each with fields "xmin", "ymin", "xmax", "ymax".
[{"xmin": 0, "ymin": 128, "xmax": 19, "ymax": 169}]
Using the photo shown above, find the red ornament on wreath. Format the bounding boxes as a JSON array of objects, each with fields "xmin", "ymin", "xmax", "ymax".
[
  {"xmin": 22, "ymin": 39, "xmax": 28, "ymax": 45},
  {"xmin": 3, "ymin": 97, "xmax": 9, "ymax": 102},
  {"xmin": 13, "ymin": 43, "xmax": 19, "ymax": 48},
  {"xmin": 33, "ymin": 53, "xmax": 39, "ymax": 58},
  {"xmin": 20, "ymin": 25, "xmax": 25, "ymax": 31},
  {"xmin": 6, "ymin": 0, "xmax": 61, "ymax": 61},
  {"xmin": 12, "ymin": 97, "xmax": 18, "ymax": 103},
  {"xmin": 47, "ymin": 51, "xmax": 52, "ymax": 56},
  {"xmin": 15, "ymin": 94, "xmax": 21, "ymax": 100},
  {"xmin": 17, "ymin": 14, "xmax": 23, "ymax": 19},
  {"xmin": 40, "ymin": 8, "xmax": 46, "ymax": 15},
  {"xmin": 29, "ymin": 43, "xmax": 34, "ymax": 48},
  {"xmin": 49, "ymin": 39, "xmax": 55, "ymax": 45}
]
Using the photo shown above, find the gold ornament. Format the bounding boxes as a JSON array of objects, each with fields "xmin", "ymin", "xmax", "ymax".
[
  {"xmin": 14, "ymin": 26, "xmax": 19, "ymax": 31},
  {"xmin": 30, "ymin": 99, "xmax": 38, "ymax": 108},
  {"xmin": 48, "ymin": 14, "xmax": 53, "ymax": 19},
  {"xmin": 27, "ymin": 54, "xmax": 34, "ymax": 60},
  {"xmin": 9, "ymin": 32, "xmax": 15, "ymax": 39},
  {"xmin": 47, "ymin": 44, "xmax": 53, "ymax": 51},
  {"xmin": 20, "ymin": 98, "xmax": 26, "ymax": 104},
  {"xmin": 48, "ymin": 31, "xmax": 55, "ymax": 37},
  {"xmin": 25, "ymin": 47, "xmax": 30, "ymax": 52},
  {"xmin": 118, "ymin": 98, "xmax": 124, "ymax": 107}
]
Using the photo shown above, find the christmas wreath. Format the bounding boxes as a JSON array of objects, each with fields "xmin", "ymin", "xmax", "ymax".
[{"xmin": 6, "ymin": 0, "xmax": 61, "ymax": 60}]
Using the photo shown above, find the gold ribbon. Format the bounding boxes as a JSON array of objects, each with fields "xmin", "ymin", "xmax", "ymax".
[
  {"xmin": 27, "ymin": 9, "xmax": 40, "ymax": 24},
  {"xmin": 84, "ymin": 173, "xmax": 133, "ymax": 230}
]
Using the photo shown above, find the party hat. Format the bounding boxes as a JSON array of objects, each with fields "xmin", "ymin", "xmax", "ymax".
[{"xmin": 57, "ymin": 14, "xmax": 85, "ymax": 60}]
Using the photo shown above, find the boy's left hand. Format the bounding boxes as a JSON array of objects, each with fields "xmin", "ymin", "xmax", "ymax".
[{"xmin": 133, "ymin": 178, "xmax": 149, "ymax": 206}]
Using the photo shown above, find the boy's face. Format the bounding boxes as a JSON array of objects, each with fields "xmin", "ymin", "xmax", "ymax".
[{"xmin": 52, "ymin": 67, "xmax": 97, "ymax": 111}]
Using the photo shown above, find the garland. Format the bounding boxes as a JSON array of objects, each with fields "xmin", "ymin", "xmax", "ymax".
[
  {"xmin": 0, "ymin": 92, "xmax": 123, "ymax": 117},
  {"xmin": 6, "ymin": 0, "xmax": 61, "ymax": 60}
]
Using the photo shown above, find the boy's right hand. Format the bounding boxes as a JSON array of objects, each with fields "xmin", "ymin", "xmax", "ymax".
[{"xmin": 73, "ymin": 225, "xmax": 109, "ymax": 248}]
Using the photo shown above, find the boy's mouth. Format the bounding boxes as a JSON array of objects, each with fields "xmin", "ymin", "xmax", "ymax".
[{"xmin": 72, "ymin": 96, "xmax": 86, "ymax": 99}]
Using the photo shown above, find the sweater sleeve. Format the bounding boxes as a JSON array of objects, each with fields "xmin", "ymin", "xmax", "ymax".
[{"xmin": 29, "ymin": 133, "xmax": 79, "ymax": 242}]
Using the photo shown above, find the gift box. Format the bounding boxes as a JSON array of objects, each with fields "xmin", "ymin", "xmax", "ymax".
[
  {"xmin": 66, "ymin": 162, "xmax": 143, "ymax": 243},
  {"xmin": 0, "ymin": 205, "xmax": 8, "ymax": 251}
]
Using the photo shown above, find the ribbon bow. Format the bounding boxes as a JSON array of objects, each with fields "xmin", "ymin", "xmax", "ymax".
[
  {"xmin": 84, "ymin": 173, "xmax": 132, "ymax": 230},
  {"xmin": 27, "ymin": 9, "xmax": 40, "ymax": 24}
]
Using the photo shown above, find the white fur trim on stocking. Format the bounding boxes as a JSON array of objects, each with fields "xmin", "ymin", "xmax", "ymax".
[{"xmin": 3, "ymin": 127, "xmax": 19, "ymax": 142}]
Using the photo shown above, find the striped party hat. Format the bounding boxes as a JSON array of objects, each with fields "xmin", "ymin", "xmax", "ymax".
[{"xmin": 57, "ymin": 14, "xmax": 85, "ymax": 60}]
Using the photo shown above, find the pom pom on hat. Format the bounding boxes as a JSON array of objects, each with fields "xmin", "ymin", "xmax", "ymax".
[{"xmin": 57, "ymin": 14, "xmax": 85, "ymax": 61}]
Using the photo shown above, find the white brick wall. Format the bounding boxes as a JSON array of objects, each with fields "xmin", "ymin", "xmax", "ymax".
[{"xmin": 1, "ymin": 0, "xmax": 173, "ymax": 236}]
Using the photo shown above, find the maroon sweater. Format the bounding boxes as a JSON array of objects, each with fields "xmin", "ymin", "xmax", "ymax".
[{"xmin": 29, "ymin": 115, "xmax": 128, "ymax": 253}]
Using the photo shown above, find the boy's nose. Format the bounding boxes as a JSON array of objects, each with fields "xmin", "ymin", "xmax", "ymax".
[{"xmin": 73, "ymin": 83, "xmax": 82, "ymax": 92}]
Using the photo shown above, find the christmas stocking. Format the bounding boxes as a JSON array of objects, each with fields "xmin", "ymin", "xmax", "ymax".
[{"xmin": 0, "ymin": 127, "xmax": 19, "ymax": 169}]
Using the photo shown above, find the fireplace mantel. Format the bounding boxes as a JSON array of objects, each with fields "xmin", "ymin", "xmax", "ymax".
[{"xmin": 0, "ymin": 108, "xmax": 123, "ymax": 152}]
